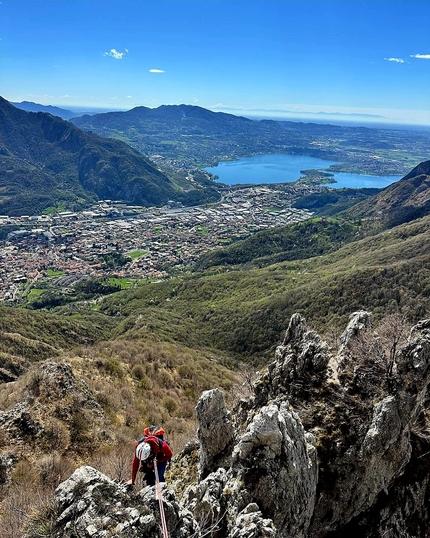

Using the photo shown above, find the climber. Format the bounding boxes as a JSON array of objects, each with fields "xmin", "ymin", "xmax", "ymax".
[{"xmin": 126, "ymin": 425, "xmax": 173, "ymax": 487}]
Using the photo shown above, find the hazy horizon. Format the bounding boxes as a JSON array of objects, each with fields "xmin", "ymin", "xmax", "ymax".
[{"xmin": 2, "ymin": 0, "xmax": 430, "ymax": 126}]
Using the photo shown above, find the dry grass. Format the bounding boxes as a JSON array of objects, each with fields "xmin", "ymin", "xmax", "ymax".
[
  {"xmin": 0, "ymin": 455, "xmax": 75, "ymax": 538},
  {"xmin": 0, "ymin": 335, "xmax": 238, "ymax": 536}
]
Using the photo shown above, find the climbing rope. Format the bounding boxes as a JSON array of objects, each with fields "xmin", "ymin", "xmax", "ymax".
[{"xmin": 154, "ymin": 458, "xmax": 170, "ymax": 538}]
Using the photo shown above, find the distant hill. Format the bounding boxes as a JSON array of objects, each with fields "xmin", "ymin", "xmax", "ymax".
[
  {"xmin": 195, "ymin": 216, "xmax": 362, "ymax": 270},
  {"xmin": 347, "ymin": 160, "xmax": 430, "ymax": 227},
  {"xmin": 11, "ymin": 100, "xmax": 77, "ymax": 120},
  {"xmin": 0, "ymin": 97, "xmax": 216, "ymax": 215},
  {"xmin": 71, "ymin": 104, "xmax": 430, "ymax": 176},
  {"xmin": 71, "ymin": 104, "xmax": 292, "ymax": 167}
]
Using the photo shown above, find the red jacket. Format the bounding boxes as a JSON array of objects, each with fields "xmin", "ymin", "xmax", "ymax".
[{"xmin": 131, "ymin": 435, "xmax": 173, "ymax": 484}]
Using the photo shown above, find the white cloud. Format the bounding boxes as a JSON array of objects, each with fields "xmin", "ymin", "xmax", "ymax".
[
  {"xmin": 149, "ymin": 68, "xmax": 165, "ymax": 73},
  {"xmin": 104, "ymin": 48, "xmax": 128, "ymax": 60},
  {"xmin": 411, "ymin": 53, "xmax": 430, "ymax": 59},
  {"xmin": 384, "ymin": 57, "xmax": 405, "ymax": 63},
  {"xmin": 126, "ymin": 95, "xmax": 133, "ymax": 99}
]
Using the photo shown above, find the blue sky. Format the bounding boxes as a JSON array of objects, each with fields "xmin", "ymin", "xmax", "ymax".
[{"xmin": 1, "ymin": 0, "xmax": 430, "ymax": 125}]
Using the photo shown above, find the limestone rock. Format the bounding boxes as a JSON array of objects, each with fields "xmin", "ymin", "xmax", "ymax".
[
  {"xmin": 41, "ymin": 312, "xmax": 430, "ymax": 537},
  {"xmin": 196, "ymin": 388, "xmax": 235, "ymax": 479},
  {"xmin": 229, "ymin": 504, "xmax": 276, "ymax": 538},
  {"xmin": 0, "ymin": 401, "xmax": 42, "ymax": 440},
  {"xmin": 274, "ymin": 313, "xmax": 330, "ymax": 376},
  {"xmin": 231, "ymin": 403, "xmax": 318, "ymax": 537},
  {"xmin": 53, "ymin": 465, "xmax": 197, "ymax": 537},
  {"xmin": 339, "ymin": 310, "xmax": 372, "ymax": 350}
]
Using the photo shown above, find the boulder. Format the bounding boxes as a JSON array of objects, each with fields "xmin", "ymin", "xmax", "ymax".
[
  {"xmin": 53, "ymin": 465, "xmax": 197, "ymax": 537},
  {"xmin": 195, "ymin": 388, "xmax": 235, "ymax": 479}
]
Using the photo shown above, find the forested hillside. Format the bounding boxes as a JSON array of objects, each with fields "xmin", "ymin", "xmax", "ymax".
[
  {"xmin": 96, "ymin": 213, "xmax": 430, "ymax": 358},
  {"xmin": 0, "ymin": 98, "xmax": 218, "ymax": 215},
  {"xmin": 347, "ymin": 159, "xmax": 430, "ymax": 227}
]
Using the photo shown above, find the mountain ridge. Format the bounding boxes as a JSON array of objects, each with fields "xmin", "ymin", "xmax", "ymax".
[
  {"xmin": 346, "ymin": 159, "xmax": 430, "ymax": 227},
  {"xmin": 11, "ymin": 101, "xmax": 76, "ymax": 120},
  {"xmin": 0, "ymin": 97, "xmax": 217, "ymax": 215},
  {"xmin": 71, "ymin": 103, "xmax": 430, "ymax": 176}
]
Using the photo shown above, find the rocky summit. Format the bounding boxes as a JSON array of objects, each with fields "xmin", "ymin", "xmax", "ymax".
[{"xmin": 43, "ymin": 311, "xmax": 430, "ymax": 537}]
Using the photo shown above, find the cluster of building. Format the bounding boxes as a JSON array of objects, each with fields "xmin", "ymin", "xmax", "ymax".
[{"xmin": 0, "ymin": 186, "xmax": 315, "ymax": 302}]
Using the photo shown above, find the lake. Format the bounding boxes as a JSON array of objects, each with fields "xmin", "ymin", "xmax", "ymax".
[{"xmin": 205, "ymin": 154, "xmax": 402, "ymax": 189}]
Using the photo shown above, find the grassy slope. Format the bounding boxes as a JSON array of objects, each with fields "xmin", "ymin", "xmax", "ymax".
[
  {"xmin": 99, "ymin": 215, "xmax": 430, "ymax": 359},
  {"xmin": 0, "ymin": 307, "xmax": 114, "ymax": 359}
]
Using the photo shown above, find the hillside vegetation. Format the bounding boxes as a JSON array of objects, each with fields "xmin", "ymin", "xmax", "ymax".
[
  {"xmin": 347, "ymin": 159, "xmax": 430, "ymax": 228},
  {"xmin": 195, "ymin": 216, "xmax": 362, "ymax": 270},
  {"xmin": 98, "ymin": 214, "xmax": 430, "ymax": 358},
  {"xmin": 0, "ymin": 98, "xmax": 218, "ymax": 215}
]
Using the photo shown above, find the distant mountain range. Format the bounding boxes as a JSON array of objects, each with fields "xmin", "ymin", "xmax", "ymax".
[
  {"xmin": 71, "ymin": 104, "xmax": 286, "ymax": 167},
  {"xmin": 70, "ymin": 104, "xmax": 430, "ymax": 176},
  {"xmin": 0, "ymin": 98, "xmax": 217, "ymax": 216},
  {"xmin": 11, "ymin": 101, "xmax": 77, "ymax": 120}
]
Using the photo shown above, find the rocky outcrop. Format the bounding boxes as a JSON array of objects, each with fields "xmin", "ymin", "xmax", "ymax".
[
  {"xmin": 49, "ymin": 312, "xmax": 430, "ymax": 537},
  {"xmin": 186, "ymin": 312, "xmax": 430, "ymax": 537},
  {"xmin": 339, "ymin": 310, "xmax": 372, "ymax": 350},
  {"xmin": 195, "ymin": 388, "xmax": 235, "ymax": 479},
  {"xmin": 52, "ymin": 465, "xmax": 198, "ymax": 537},
  {"xmin": 0, "ymin": 361, "xmax": 109, "ymax": 490}
]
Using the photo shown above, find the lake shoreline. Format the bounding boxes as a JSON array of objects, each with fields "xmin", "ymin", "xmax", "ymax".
[{"xmin": 205, "ymin": 153, "xmax": 402, "ymax": 189}]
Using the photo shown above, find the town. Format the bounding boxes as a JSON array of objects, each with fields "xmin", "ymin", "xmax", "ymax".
[{"xmin": 0, "ymin": 185, "xmax": 318, "ymax": 303}]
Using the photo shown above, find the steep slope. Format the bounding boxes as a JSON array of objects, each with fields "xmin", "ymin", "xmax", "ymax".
[
  {"xmin": 98, "ymin": 213, "xmax": 430, "ymax": 358},
  {"xmin": 347, "ymin": 160, "xmax": 430, "ymax": 227},
  {"xmin": 0, "ymin": 97, "xmax": 200, "ymax": 215},
  {"xmin": 0, "ymin": 305, "xmax": 114, "ymax": 382},
  {"xmin": 8, "ymin": 312, "xmax": 430, "ymax": 537}
]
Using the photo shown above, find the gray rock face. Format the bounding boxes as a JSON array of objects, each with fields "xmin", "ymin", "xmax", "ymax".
[
  {"xmin": 50, "ymin": 312, "xmax": 430, "ymax": 537},
  {"xmin": 53, "ymin": 465, "xmax": 197, "ymax": 538},
  {"xmin": 339, "ymin": 310, "xmax": 372, "ymax": 350},
  {"xmin": 0, "ymin": 401, "xmax": 43, "ymax": 445},
  {"xmin": 195, "ymin": 388, "xmax": 235, "ymax": 479},
  {"xmin": 188, "ymin": 313, "xmax": 430, "ymax": 537},
  {"xmin": 274, "ymin": 313, "xmax": 330, "ymax": 378},
  {"xmin": 231, "ymin": 402, "xmax": 318, "ymax": 537},
  {"xmin": 230, "ymin": 503, "xmax": 276, "ymax": 537}
]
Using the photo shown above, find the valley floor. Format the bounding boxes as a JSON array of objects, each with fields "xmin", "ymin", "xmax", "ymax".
[{"xmin": 0, "ymin": 184, "xmax": 317, "ymax": 303}]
